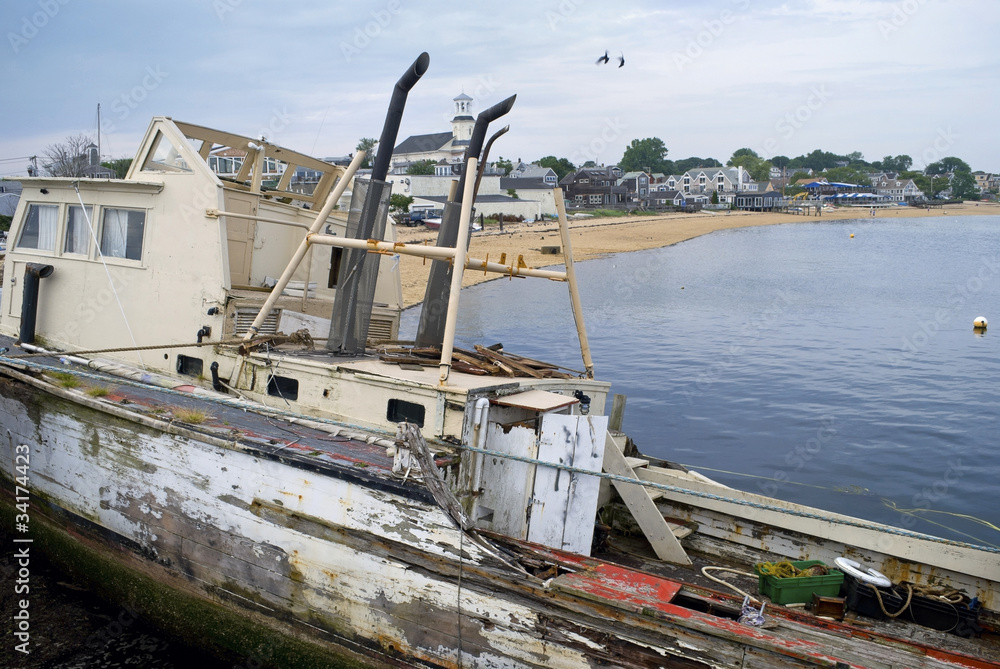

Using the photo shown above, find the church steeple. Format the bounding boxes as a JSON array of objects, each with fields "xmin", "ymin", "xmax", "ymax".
[{"xmin": 451, "ymin": 92, "xmax": 474, "ymax": 146}]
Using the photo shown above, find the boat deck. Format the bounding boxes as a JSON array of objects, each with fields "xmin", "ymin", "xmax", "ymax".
[
  {"xmin": 0, "ymin": 342, "xmax": 428, "ymax": 496},
  {"xmin": 500, "ymin": 533, "xmax": 1000, "ymax": 665},
  {"xmin": 4, "ymin": 340, "xmax": 998, "ymax": 666}
]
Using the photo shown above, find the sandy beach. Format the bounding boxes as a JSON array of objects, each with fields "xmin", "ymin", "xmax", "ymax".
[{"xmin": 393, "ymin": 201, "xmax": 1000, "ymax": 308}]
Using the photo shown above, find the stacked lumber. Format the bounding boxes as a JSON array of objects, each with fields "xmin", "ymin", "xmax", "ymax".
[{"xmin": 377, "ymin": 344, "xmax": 577, "ymax": 379}]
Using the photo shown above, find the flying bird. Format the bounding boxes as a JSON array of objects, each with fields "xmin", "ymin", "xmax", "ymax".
[
  {"xmin": 596, "ymin": 50, "xmax": 610, "ymax": 65},
  {"xmin": 618, "ymin": 52, "xmax": 625, "ymax": 68}
]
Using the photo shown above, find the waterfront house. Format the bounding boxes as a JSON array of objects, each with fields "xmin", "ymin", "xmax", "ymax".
[
  {"xmin": 871, "ymin": 174, "xmax": 923, "ymax": 202},
  {"xmin": 733, "ymin": 190, "xmax": 783, "ymax": 211},
  {"xmin": 558, "ymin": 166, "xmax": 627, "ymax": 207},
  {"xmin": 673, "ymin": 166, "xmax": 750, "ymax": 204},
  {"xmin": 617, "ymin": 171, "xmax": 651, "ymax": 207},
  {"xmin": 506, "ymin": 161, "xmax": 558, "ymax": 186},
  {"xmin": 649, "ymin": 188, "xmax": 686, "ymax": 207}
]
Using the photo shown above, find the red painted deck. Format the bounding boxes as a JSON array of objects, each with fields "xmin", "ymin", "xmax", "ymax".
[{"xmin": 551, "ymin": 563, "xmax": 683, "ymax": 616}]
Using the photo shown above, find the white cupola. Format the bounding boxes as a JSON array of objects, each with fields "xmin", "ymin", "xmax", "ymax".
[{"xmin": 451, "ymin": 92, "xmax": 474, "ymax": 146}]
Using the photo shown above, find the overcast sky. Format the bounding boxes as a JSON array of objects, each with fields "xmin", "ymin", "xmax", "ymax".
[{"xmin": 1, "ymin": 0, "xmax": 997, "ymax": 178}]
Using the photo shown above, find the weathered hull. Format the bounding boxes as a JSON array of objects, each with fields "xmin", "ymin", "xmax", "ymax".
[{"xmin": 3, "ymin": 370, "xmax": 998, "ymax": 668}]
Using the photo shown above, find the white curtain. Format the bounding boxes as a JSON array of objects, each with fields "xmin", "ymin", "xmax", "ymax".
[
  {"xmin": 35, "ymin": 205, "xmax": 58, "ymax": 251},
  {"xmin": 65, "ymin": 206, "xmax": 92, "ymax": 254},
  {"xmin": 101, "ymin": 209, "xmax": 129, "ymax": 258}
]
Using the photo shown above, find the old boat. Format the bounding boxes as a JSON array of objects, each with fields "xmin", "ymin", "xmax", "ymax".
[{"xmin": 2, "ymin": 54, "xmax": 998, "ymax": 668}]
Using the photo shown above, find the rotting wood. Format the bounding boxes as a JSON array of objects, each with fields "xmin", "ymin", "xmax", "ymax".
[
  {"xmin": 473, "ymin": 344, "xmax": 544, "ymax": 378},
  {"xmin": 603, "ymin": 431, "xmax": 691, "ymax": 565},
  {"xmin": 375, "ymin": 344, "xmax": 576, "ymax": 378},
  {"xmin": 609, "ymin": 393, "xmax": 627, "ymax": 432}
]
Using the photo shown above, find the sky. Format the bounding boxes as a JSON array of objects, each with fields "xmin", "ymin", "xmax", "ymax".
[{"xmin": 1, "ymin": 0, "xmax": 998, "ymax": 179}]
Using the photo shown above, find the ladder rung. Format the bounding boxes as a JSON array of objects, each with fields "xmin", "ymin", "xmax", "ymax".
[
  {"xmin": 624, "ymin": 456, "xmax": 650, "ymax": 469},
  {"xmin": 667, "ymin": 522, "xmax": 694, "ymax": 539}
]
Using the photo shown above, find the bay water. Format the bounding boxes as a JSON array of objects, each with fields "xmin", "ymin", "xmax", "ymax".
[{"xmin": 401, "ymin": 215, "xmax": 1000, "ymax": 547}]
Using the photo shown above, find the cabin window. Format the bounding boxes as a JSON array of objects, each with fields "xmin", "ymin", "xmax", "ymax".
[
  {"xmin": 176, "ymin": 355, "xmax": 203, "ymax": 377},
  {"xmin": 386, "ymin": 399, "xmax": 424, "ymax": 427},
  {"xmin": 64, "ymin": 205, "xmax": 93, "ymax": 255},
  {"xmin": 267, "ymin": 375, "xmax": 299, "ymax": 401},
  {"xmin": 16, "ymin": 204, "xmax": 58, "ymax": 251},
  {"xmin": 100, "ymin": 208, "xmax": 145, "ymax": 260},
  {"xmin": 142, "ymin": 131, "xmax": 192, "ymax": 173}
]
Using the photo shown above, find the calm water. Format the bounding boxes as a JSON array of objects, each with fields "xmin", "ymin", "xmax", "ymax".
[{"xmin": 402, "ymin": 216, "xmax": 1000, "ymax": 547}]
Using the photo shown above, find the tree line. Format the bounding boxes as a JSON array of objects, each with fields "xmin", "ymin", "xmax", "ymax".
[{"xmin": 35, "ymin": 132, "xmax": 986, "ymax": 201}]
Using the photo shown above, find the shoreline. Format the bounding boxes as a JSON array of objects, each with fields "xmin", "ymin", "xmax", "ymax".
[{"xmin": 394, "ymin": 201, "xmax": 1000, "ymax": 308}]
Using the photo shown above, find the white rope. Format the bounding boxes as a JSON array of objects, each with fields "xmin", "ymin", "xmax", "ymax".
[
  {"xmin": 701, "ymin": 566, "xmax": 759, "ymax": 603},
  {"xmin": 72, "ymin": 183, "xmax": 145, "ymax": 369}
]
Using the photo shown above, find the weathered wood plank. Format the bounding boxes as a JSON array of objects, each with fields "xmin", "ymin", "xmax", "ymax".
[{"xmin": 603, "ymin": 431, "xmax": 691, "ymax": 565}]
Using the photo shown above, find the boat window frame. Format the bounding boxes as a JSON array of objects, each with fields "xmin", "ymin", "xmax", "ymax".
[
  {"xmin": 15, "ymin": 202, "xmax": 60, "ymax": 255},
  {"xmin": 96, "ymin": 206, "xmax": 148, "ymax": 264},
  {"xmin": 141, "ymin": 130, "xmax": 194, "ymax": 174},
  {"xmin": 62, "ymin": 204, "xmax": 95, "ymax": 257}
]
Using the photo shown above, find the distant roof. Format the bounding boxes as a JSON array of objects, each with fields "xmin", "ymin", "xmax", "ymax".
[
  {"xmin": 0, "ymin": 179, "xmax": 21, "ymax": 216},
  {"xmin": 454, "ymin": 92, "xmax": 473, "ymax": 101},
  {"xmin": 736, "ymin": 190, "xmax": 782, "ymax": 198},
  {"xmin": 510, "ymin": 164, "xmax": 556, "ymax": 179},
  {"xmin": 500, "ymin": 176, "xmax": 550, "ymax": 190},
  {"xmin": 804, "ymin": 181, "xmax": 859, "ymax": 188},
  {"xmin": 393, "ymin": 131, "xmax": 454, "ymax": 154},
  {"xmin": 417, "ymin": 193, "xmax": 527, "ymax": 204}
]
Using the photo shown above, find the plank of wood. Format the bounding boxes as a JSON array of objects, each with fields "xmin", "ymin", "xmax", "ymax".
[
  {"xmin": 451, "ymin": 350, "xmax": 502, "ymax": 375},
  {"xmin": 603, "ymin": 431, "xmax": 691, "ymax": 565},
  {"xmin": 609, "ymin": 394, "xmax": 627, "ymax": 432},
  {"xmin": 474, "ymin": 345, "xmax": 544, "ymax": 378}
]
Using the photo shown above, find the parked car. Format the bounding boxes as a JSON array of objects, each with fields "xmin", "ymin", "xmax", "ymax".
[{"xmin": 405, "ymin": 210, "xmax": 426, "ymax": 227}]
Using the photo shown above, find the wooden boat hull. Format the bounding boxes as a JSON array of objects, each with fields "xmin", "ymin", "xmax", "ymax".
[{"xmin": 4, "ymin": 366, "xmax": 999, "ymax": 667}]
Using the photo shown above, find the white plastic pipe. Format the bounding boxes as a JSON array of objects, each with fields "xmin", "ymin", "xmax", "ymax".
[
  {"xmin": 439, "ymin": 158, "xmax": 478, "ymax": 385},
  {"xmin": 474, "ymin": 397, "xmax": 490, "ymax": 450}
]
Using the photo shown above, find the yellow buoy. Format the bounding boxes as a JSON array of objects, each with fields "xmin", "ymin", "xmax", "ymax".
[
  {"xmin": 973, "ymin": 316, "xmax": 988, "ymax": 330},
  {"xmin": 850, "ymin": 233, "xmax": 854, "ymax": 238}
]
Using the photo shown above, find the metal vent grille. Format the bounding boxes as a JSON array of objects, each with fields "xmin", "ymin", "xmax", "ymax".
[
  {"xmin": 234, "ymin": 308, "xmax": 280, "ymax": 337},
  {"xmin": 366, "ymin": 314, "xmax": 395, "ymax": 342}
]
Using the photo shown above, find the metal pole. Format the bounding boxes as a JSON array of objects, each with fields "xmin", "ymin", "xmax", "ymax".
[
  {"xmin": 242, "ymin": 151, "xmax": 365, "ymax": 341},
  {"xmin": 439, "ymin": 158, "xmax": 477, "ymax": 385},
  {"xmin": 554, "ymin": 188, "xmax": 594, "ymax": 378}
]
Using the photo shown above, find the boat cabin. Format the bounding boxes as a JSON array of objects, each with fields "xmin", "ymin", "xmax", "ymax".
[{"xmin": 1, "ymin": 117, "xmax": 616, "ymax": 557}]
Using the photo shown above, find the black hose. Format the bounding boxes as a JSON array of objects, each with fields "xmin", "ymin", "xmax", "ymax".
[{"xmin": 18, "ymin": 263, "xmax": 54, "ymax": 345}]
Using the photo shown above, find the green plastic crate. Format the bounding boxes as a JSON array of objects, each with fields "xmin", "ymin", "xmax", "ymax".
[{"xmin": 754, "ymin": 560, "xmax": 844, "ymax": 605}]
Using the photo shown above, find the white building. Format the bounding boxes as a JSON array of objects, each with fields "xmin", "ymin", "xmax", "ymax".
[{"xmin": 389, "ymin": 93, "xmax": 477, "ymax": 174}]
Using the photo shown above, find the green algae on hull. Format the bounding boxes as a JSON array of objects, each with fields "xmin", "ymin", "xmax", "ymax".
[{"xmin": 0, "ymin": 497, "xmax": 380, "ymax": 669}]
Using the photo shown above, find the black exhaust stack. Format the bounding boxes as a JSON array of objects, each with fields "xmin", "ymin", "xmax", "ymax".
[
  {"xmin": 327, "ymin": 53, "xmax": 429, "ymax": 354},
  {"xmin": 370, "ymin": 52, "xmax": 430, "ymax": 183},
  {"xmin": 415, "ymin": 94, "xmax": 516, "ymax": 348},
  {"xmin": 18, "ymin": 263, "xmax": 54, "ymax": 345}
]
